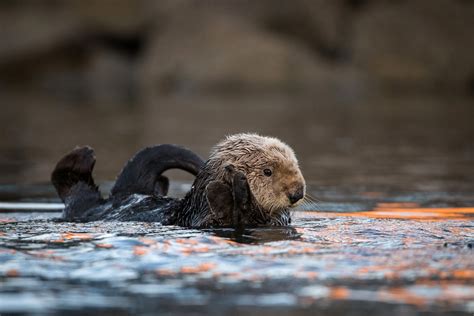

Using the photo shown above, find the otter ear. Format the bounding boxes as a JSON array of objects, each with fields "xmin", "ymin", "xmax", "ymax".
[
  {"xmin": 224, "ymin": 163, "xmax": 235, "ymax": 173},
  {"xmin": 205, "ymin": 181, "xmax": 234, "ymax": 222}
]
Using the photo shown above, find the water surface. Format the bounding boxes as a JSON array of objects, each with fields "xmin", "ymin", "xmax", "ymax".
[
  {"xmin": 1, "ymin": 186, "xmax": 473, "ymax": 315},
  {"xmin": 1, "ymin": 92, "xmax": 473, "ymax": 315}
]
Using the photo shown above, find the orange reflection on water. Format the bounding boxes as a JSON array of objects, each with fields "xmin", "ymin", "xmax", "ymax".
[
  {"xmin": 379, "ymin": 287, "xmax": 427, "ymax": 306},
  {"xmin": 452, "ymin": 270, "xmax": 474, "ymax": 280},
  {"xmin": 330, "ymin": 287, "xmax": 349, "ymax": 300},
  {"xmin": 6, "ymin": 269, "xmax": 20, "ymax": 277},
  {"xmin": 62, "ymin": 232, "xmax": 93, "ymax": 240},
  {"xmin": 50, "ymin": 232, "xmax": 94, "ymax": 243},
  {"xmin": 95, "ymin": 243, "xmax": 113, "ymax": 249},
  {"xmin": 181, "ymin": 246, "xmax": 210, "ymax": 254},
  {"xmin": 325, "ymin": 283, "xmax": 474, "ymax": 306},
  {"xmin": 133, "ymin": 246, "xmax": 149, "ymax": 256},
  {"xmin": 180, "ymin": 262, "xmax": 216, "ymax": 274},
  {"xmin": 302, "ymin": 203, "xmax": 474, "ymax": 220}
]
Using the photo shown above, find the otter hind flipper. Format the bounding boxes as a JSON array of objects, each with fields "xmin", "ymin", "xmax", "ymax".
[
  {"xmin": 51, "ymin": 146, "xmax": 100, "ymax": 202},
  {"xmin": 51, "ymin": 146, "xmax": 103, "ymax": 221},
  {"xmin": 111, "ymin": 144, "xmax": 204, "ymax": 197}
]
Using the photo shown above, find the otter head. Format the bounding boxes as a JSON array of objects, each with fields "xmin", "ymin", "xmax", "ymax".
[{"xmin": 209, "ymin": 133, "xmax": 306, "ymax": 214}]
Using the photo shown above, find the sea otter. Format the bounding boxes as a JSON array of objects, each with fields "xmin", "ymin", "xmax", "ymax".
[{"xmin": 52, "ymin": 133, "xmax": 306, "ymax": 227}]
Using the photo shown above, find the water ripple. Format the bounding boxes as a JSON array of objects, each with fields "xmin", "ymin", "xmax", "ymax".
[{"xmin": 1, "ymin": 198, "xmax": 473, "ymax": 315}]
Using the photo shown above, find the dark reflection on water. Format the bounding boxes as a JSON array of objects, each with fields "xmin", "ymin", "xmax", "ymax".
[
  {"xmin": 208, "ymin": 226, "xmax": 301, "ymax": 244},
  {"xmin": 1, "ymin": 92, "xmax": 473, "ymax": 192}
]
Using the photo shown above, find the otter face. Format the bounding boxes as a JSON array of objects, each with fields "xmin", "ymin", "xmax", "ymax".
[
  {"xmin": 246, "ymin": 147, "xmax": 306, "ymax": 213},
  {"xmin": 210, "ymin": 133, "xmax": 306, "ymax": 214}
]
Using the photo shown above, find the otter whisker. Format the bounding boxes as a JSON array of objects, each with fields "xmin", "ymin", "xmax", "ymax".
[
  {"xmin": 306, "ymin": 193, "xmax": 322, "ymax": 204},
  {"xmin": 297, "ymin": 199, "xmax": 309, "ymax": 209},
  {"xmin": 306, "ymin": 193, "xmax": 322, "ymax": 203},
  {"xmin": 291, "ymin": 199, "xmax": 310, "ymax": 212},
  {"xmin": 302, "ymin": 195, "xmax": 321, "ymax": 211}
]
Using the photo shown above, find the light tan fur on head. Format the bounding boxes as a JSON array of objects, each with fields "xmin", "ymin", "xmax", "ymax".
[{"xmin": 208, "ymin": 133, "xmax": 306, "ymax": 214}]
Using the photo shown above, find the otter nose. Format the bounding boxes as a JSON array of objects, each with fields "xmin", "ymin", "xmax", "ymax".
[{"xmin": 288, "ymin": 187, "xmax": 304, "ymax": 204}]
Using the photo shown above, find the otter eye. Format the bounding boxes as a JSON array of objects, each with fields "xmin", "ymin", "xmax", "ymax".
[{"xmin": 263, "ymin": 168, "xmax": 272, "ymax": 177}]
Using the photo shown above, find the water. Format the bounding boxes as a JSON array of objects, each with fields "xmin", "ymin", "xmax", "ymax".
[
  {"xmin": 1, "ymin": 92, "xmax": 474, "ymax": 315},
  {"xmin": 1, "ymin": 186, "xmax": 473, "ymax": 315}
]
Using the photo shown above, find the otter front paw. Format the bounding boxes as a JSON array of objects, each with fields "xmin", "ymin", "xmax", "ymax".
[
  {"xmin": 205, "ymin": 180, "xmax": 234, "ymax": 225},
  {"xmin": 205, "ymin": 165, "xmax": 252, "ymax": 228},
  {"xmin": 224, "ymin": 164, "xmax": 252, "ymax": 228}
]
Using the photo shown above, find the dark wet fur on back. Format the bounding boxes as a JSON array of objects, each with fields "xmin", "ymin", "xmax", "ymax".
[{"xmin": 52, "ymin": 145, "xmax": 200, "ymax": 224}]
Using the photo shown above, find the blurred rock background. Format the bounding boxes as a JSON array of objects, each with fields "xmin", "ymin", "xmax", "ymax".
[
  {"xmin": 1, "ymin": 0, "xmax": 473, "ymax": 100},
  {"xmin": 0, "ymin": 0, "xmax": 473, "ymax": 189}
]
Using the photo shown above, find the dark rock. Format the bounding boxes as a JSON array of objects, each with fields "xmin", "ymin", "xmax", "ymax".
[
  {"xmin": 0, "ymin": 2, "xmax": 84, "ymax": 63},
  {"xmin": 84, "ymin": 46, "xmax": 136, "ymax": 104},
  {"xmin": 352, "ymin": 0, "xmax": 474, "ymax": 92},
  {"xmin": 1, "ymin": 0, "xmax": 473, "ymax": 96},
  {"xmin": 70, "ymin": 0, "xmax": 152, "ymax": 36},
  {"xmin": 138, "ymin": 9, "xmax": 362, "ymax": 95}
]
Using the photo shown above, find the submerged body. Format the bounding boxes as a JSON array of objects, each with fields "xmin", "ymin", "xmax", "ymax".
[
  {"xmin": 65, "ymin": 191, "xmax": 180, "ymax": 224},
  {"xmin": 52, "ymin": 134, "xmax": 306, "ymax": 228}
]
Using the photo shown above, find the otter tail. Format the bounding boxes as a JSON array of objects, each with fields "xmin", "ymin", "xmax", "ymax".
[{"xmin": 111, "ymin": 144, "xmax": 204, "ymax": 197}]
